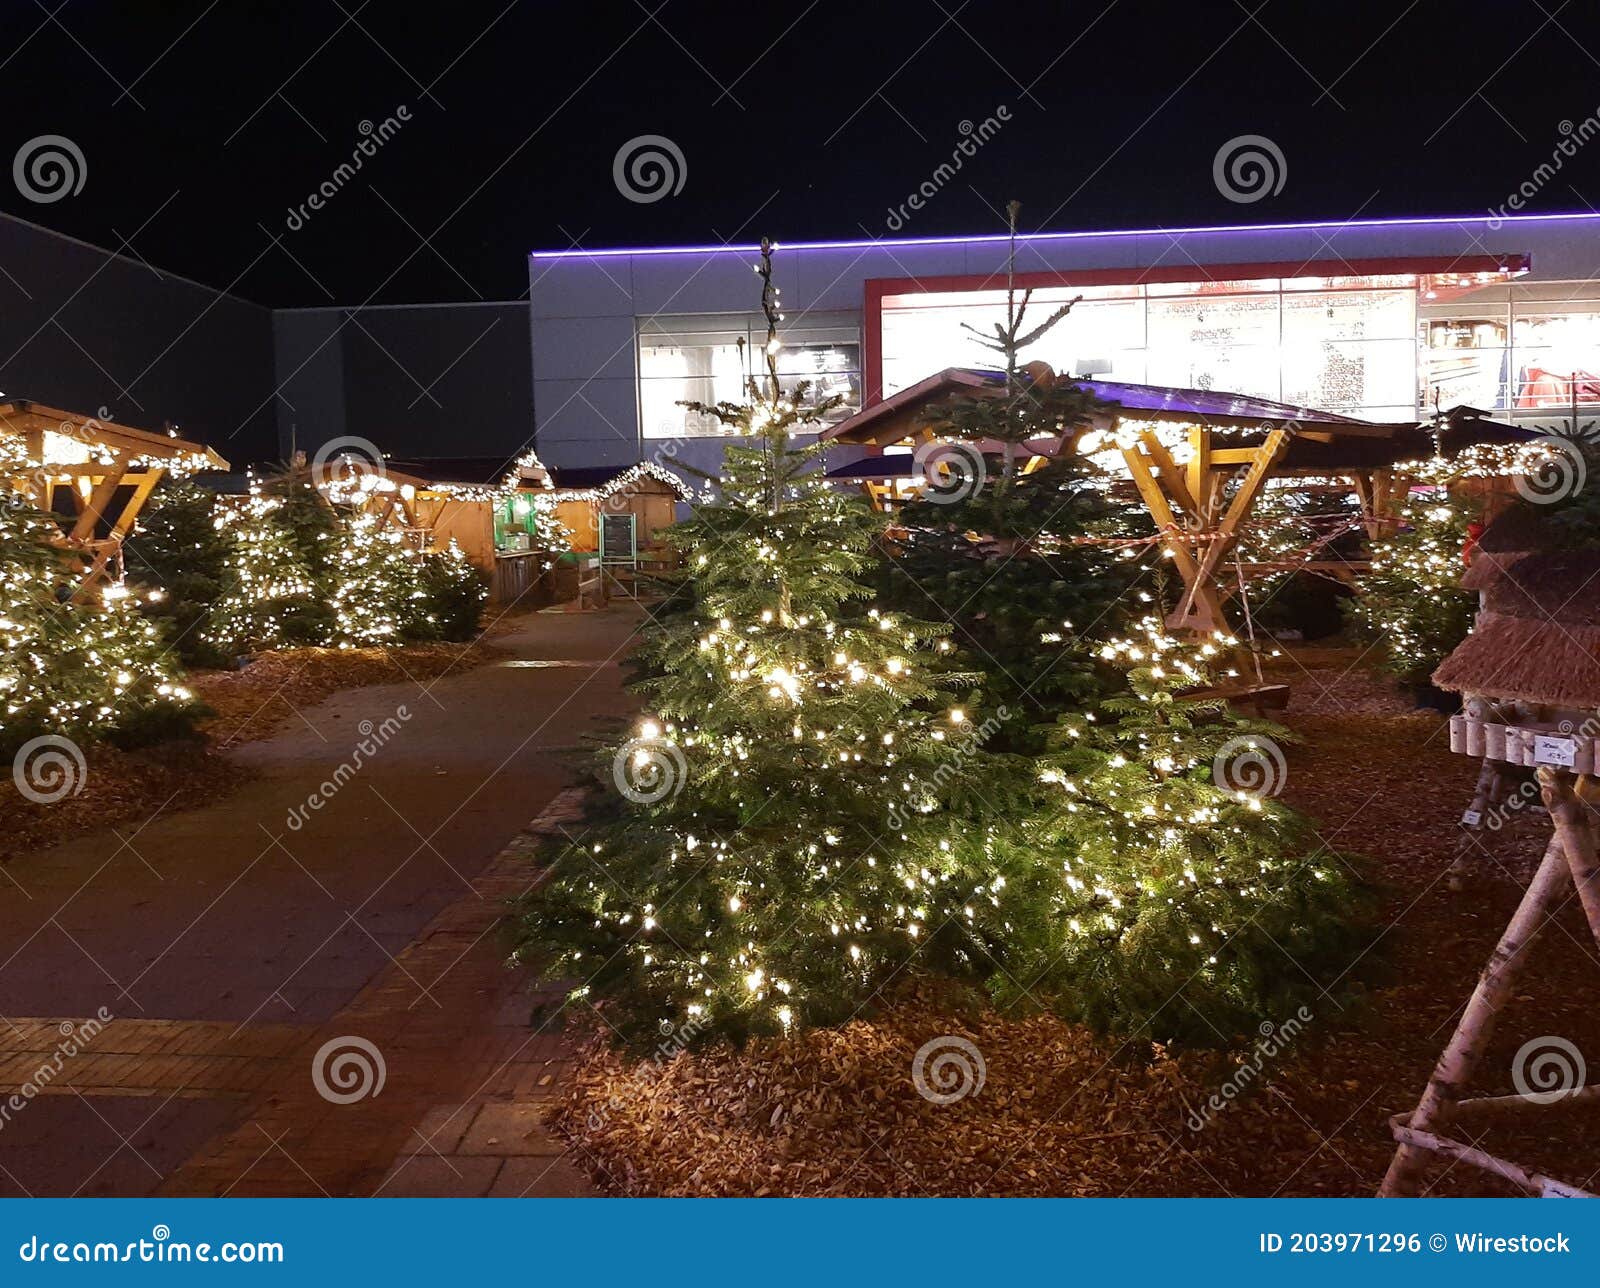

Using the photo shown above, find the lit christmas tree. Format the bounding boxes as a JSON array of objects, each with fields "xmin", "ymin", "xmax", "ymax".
[
  {"xmin": 1345, "ymin": 488, "xmax": 1476, "ymax": 684},
  {"xmin": 124, "ymin": 479, "xmax": 234, "ymax": 666},
  {"xmin": 327, "ymin": 511, "xmax": 430, "ymax": 647},
  {"xmin": 0, "ymin": 489, "xmax": 198, "ymax": 754},
  {"xmin": 513, "ymin": 240, "xmax": 1026, "ymax": 1045},
  {"xmin": 992, "ymin": 619, "xmax": 1369, "ymax": 1040},
  {"xmin": 205, "ymin": 487, "xmax": 327, "ymax": 653}
]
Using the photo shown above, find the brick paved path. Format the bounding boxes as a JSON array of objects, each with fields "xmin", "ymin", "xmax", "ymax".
[{"xmin": 0, "ymin": 608, "xmax": 642, "ymax": 1197}]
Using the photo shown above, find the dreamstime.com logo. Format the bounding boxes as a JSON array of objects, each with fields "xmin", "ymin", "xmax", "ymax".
[
  {"xmin": 311, "ymin": 1035, "xmax": 386, "ymax": 1105},
  {"xmin": 12, "ymin": 735, "xmax": 87, "ymax": 804},
  {"xmin": 911, "ymin": 1035, "xmax": 986, "ymax": 1105},
  {"xmin": 612, "ymin": 724, "xmax": 687, "ymax": 803},
  {"xmin": 285, "ymin": 106, "xmax": 411, "ymax": 231},
  {"xmin": 913, "ymin": 440, "xmax": 986, "ymax": 505},
  {"xmin": 1187, "ymin": 1007, "xmax": 1313, "ymax": 1131},
  {"xmin": 1212, "ymin": 735, "xmax": 1287, "ymax": 800},
  {"xmin": 613, "ymin": 135, "xmax": 686, "ymax": 204},
  {"xmin": 1514, "ymin": 436, "xmax": 1587, "ymax": 505},
  {"xmin": 286, "ymin": 706, "xmax": 411, "ymax": 831},
  {"xmin": 1212, "ymin": 134, "xmax": 1286, "ymax": 204},
  {"xmin": 13, "ymin": 134, "xmax": 86, "ymax": 204},
  {"xmin": 18, "ymin": 1225, "xmax": 283, "ymax": 1265},
  {"xmin": 1511, "ymin": 1035, "xmax": 1587, "ymax": 1105}
]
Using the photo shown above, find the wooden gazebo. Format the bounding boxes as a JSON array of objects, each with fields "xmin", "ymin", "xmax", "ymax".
[
  {"xmin": 0, "ymin": 398, "xmax": 228, "ymax": 595},
  {"xmin": 823, "ymin": 367, "xmax": 1543, "ymax": 635}
]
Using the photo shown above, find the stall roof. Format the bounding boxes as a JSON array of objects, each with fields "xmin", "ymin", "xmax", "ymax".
[{"xmin": 0, "ymin": 398, "xmax": 229, "ymax": 468}]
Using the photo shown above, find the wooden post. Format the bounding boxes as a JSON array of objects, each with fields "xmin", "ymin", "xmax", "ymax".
[{"xmin": 1539, "ymin": 768, "xmax": 1600, "ymax": 947}]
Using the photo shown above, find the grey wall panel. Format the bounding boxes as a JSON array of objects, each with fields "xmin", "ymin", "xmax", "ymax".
[
  {"xmin": 530, "ymin": 315, "xmax": 636, "ymax": 381},
  {"xmin": 527, "ymin": 256, "xmax": 635, "ymax": 319},
  {"xmin": 272, "ymin": 309, "xmax": 347, "ymax": 461},
  {"xmin": 334, "ymin": 303, "xmax": 533, "ymax": 460},
  {"xmin": 0, "ymin": 213, "xmax": 275, "ymax": 467},
  {"xmin": 532, "ymin": 376, "xmax": 638, "ymax": 448}
]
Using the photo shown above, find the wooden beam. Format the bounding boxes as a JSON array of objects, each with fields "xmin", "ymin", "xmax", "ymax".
[
  {"xmin": 1121, "ymin": 442, "xmax": 1227, "ymax": 634},
  {"xmin": 69, "ymin": 460, "xmax": 129, "ymax": 542},
  {"xmin": 1137, "ymin": 431, "xmax": 1200, "ymax": 519},
  {"xmin": 112, "ymin": 470, "xmax": 162, "ymax": 539}
]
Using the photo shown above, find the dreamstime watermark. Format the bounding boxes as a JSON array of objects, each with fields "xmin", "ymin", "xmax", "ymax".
[
  {"xmin": 887, "ymin": 707, "xmax": 1007, "ymax": 832},
  {"xmin": 309, "ymin": 434, "xmax": 389, "ymax": 498},
  {"xmin": 1488, "ymin": 112, "xmax": 1600, "ymax": 228},
  {"xmin": 612, "ymin": 724, "xmax": 687, "ymax": 803},
  {"xmin": 12, "ymin": 735, "xmax": 88, "ymax": 804},
  {"xmin": 285, "ymin": 706, "xmax": 410, "ymax": 831},
  {"xmin": 884, "ymin": 107, "xmax": 1011, "ymax": 230},
  {"xmin": 912, "ymin": 440, "xmax": 986, "ymax": 505},
  {"xmin": 285, "ymin": 105, "xmax": 411, "ymax": 231},
  {"xmin": 0, "ymin": 1007, "xmax": 112, "ymax": 1132},
  {"xmin": 1186, "ymin": 1007, "xmax": 1313, "ymax": 1131},
  {"xmin": 311, "ymin": 1034, "xmax": 386, "ymax": 1104},
  {"xmin": 1513, "ymin": 435, "xmax": 1587, "ymax": 504},
  {"xmin": 13, "ymin": 135, "xmax": 85, "ymax": 204},
  {"xmin": 911, "ymin": 1034, "xmax": 986, "ymax": 1105},
  {"xmin": 1212, "ymin": 134, "xmax": 1286, "ymax": 204},
  {"xmin": 1211, "ymin": 734, "xmax": 1287, "ymax": 800},
  {"xmin": 613, "ymin": 135, "xmax": 686, "ymax": 204},
  {"xmin": 583, "ymin": 1012, "xmax": 714, "ymax": 1132},
  {"xmin": 1511, "ymin": 1035, "xmax": 1587, "ymax": 1105},
  {"xmin": 17, "ymin": 1225, "xmax": 283, "ymax": 1265}
]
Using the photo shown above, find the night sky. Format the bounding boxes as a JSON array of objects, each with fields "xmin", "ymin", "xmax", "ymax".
[{"xmin": 4, "ymin": 0, "xmax": 1600, "ymax": 307}]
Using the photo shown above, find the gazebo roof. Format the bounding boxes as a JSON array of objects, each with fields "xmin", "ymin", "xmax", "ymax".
[{"xmin": 0, "ymin": 398, "xmax": 229, "ymax": 469}]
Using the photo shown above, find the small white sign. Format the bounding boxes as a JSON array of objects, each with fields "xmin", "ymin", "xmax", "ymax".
[
  {"xmin": 1460, "ymin": 809, "xmax": 1483, "ymax": 828},
  {"xmin": 1534, "ymin": 735, "xmax": 1578, "ymax": 768}
]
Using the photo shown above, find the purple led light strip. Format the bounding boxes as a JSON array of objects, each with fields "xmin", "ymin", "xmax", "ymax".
[{"xmin": 529, "ymin": 210, "xmax": 1600, "ymax": 260}]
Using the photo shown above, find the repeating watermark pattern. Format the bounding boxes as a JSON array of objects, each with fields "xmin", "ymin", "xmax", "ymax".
[
  {"xmin": 1488, "ymin": 112, "xmax": 1600, "ymax": 228},
  {"xmin": 285, "ymin": 106, "xmax": 411, "ymax": 231},
  {"xmin": 884, "ymin": 106, "xmax": 1011, "ymax": 230},
  {"xmin": 12, "ymin": 735, "xmax": 88, "ymax": 804},
  {"xmin": 13, "ymin": 135, "xmax": 86, "ymax": 204},
  {"xmin": 612, "ymin": 727, "xmax": 687, "ymax": 803},
  {"xmin": 887, "ymin": 706, "xmax": 1007, "ymax": 832},
  {"xmin": 1513, "ymin": 435, "xmax": 1587, "ymax": 504},
  {"xmin": 1511, "ymin": 1035, "xmax": 1586, "ymax": 1105},
  {"xmin": 612, "ymin": 135, "xmax": 686, "ymax": 204},
  {"xmin": 1211, "ymin": 734, "xmax": 1287, "ymax": 800},
  {"xmin": 311, "ymin": 1034, "xmax": 386, "ymax": 1104},
  {"xmin": 0, "ymin": 1007, "xmax": 112, "ymax": 1132},
  {"xmin": 583, "ymin": 1013, "xmax": 713, "ymax": 1132},
  {"xmin": 911, "ymin": 1034, "xmax": 986, "ymax": 1105},
  {"xmin": 1212, "ymin": 134, "xmax": 1286, "ymax": 204},
  {"xmin": 913, "ymin": 440, "xmax": 986, "ymax": 505},
  {"xmin": 285, "ymin": 706, "xmax": 411, "ymax": 832},
  {"xmin": 1186, "ymin": 1007, "xmax": 1313, "ymax": 1131}
]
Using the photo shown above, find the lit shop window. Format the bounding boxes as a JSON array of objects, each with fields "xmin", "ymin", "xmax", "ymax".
[
  {"xmin": 880, "ymin": 276, "xmax": 1421, "ymax": 419},
  {"xmin": 638, "ymin": 313, "xmax": 860, "ymax": 438},
  {"xmin": 1511, "ymin": 314, "xmax": 1600, "ymax": 409}
]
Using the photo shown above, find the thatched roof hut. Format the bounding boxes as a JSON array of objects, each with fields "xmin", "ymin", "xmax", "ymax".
[{"xmin": 1434, "ymin": 510, "xmax": 1600, "ymax": 709}]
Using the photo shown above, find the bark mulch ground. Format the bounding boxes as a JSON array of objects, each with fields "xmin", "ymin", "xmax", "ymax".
[
  {"xmin": 548, "ymin": 646, "xmax": 1600, "ymax": 1196},
  {"xmin": 1, "ymin": 633, "xmax": 509, "ymax": 864}
]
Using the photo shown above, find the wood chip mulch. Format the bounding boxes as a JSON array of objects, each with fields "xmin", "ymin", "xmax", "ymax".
[{"xmin": 548, "ymin": 646, "xmax": 1600, "ymax": 1197}]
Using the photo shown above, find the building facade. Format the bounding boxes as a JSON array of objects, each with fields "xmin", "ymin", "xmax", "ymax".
[{"xmin": 527, "ymin": 212, "xmax": 1600, "ymax": 473}]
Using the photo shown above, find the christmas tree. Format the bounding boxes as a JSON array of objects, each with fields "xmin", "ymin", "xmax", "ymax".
[
  {"xmin": 205, "ymin": 486, "xmax": 328, "ymax": 654},
  {"xmin": 0, "ymin": 489, "xmax": 199, "ymax": 755},
  {"xmin": 513, "ymin": 240, "xmax": 1029, "ymax": 1045},
  {"xmin": 989, "ymin": 619, "xmax": 1369, "ymax": 1040},
  {"xmin": 881, "ymin": 202, "xmax": 1149, "ymax": 751},
  {"xmin": 124, "ymin": 479, "xmax": 234, "ymax": 666},
  {"xmin": 327, "ymin": 511, "xmax": 429, "ymax": 647},
  {"xmin": 1345, "ymin": 487, "xmax": 1476, "ymax": 684}
]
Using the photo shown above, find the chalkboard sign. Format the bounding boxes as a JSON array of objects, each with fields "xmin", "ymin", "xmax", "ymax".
[{"xmin": 600, "ymin": 512, "xmax": 637, "ymax": 564}]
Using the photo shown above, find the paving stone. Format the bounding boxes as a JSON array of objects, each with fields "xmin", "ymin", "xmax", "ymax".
[
  {"xmin": 377, "ymin": 1155, "xmax": 502, "ymax": 1198},
  {"xmin": 487, "ymin": 1155, "xmax": 594, "ymax": 1197},
  {"xmin": 404, "ymin": 1103, "xmax": 476, "ymax": 1155},
  {"xmin": 457, "ymin": 1101, "xmax": 564, "ymax": 1155}
]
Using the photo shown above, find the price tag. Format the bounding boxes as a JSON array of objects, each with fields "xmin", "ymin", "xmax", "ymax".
[
  {"xmin": 1460, "ymin": 809, "xmax": 1483, "ymax": 828},
  {"xmin": 1534, "ymin": 735, "xmax": 1577, "ymax": 768}
]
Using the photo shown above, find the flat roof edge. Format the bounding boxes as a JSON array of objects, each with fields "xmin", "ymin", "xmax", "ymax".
[{"xmin": 528, "ymin": 210, "xmax": 1600, "ymax": 260}]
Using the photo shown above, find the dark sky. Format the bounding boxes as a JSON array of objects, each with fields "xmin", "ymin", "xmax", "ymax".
[{"xmin": 4, "ymin": 0, "xmax": 1600, "ymax": 308}]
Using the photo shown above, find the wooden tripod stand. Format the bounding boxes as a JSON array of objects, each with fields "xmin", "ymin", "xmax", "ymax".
[{"xmin": 1381, "ymin": 764, "xmax": 1600, "ymax": 1197}]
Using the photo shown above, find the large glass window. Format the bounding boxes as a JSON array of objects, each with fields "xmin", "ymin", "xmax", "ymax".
[
  {"xmin": 881, "ymin": 275, "xmax": 1423, "ymax": 420},
  {"xmin": 638, "ymin": 312, "xmax": 860, "ymax": 439}
]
